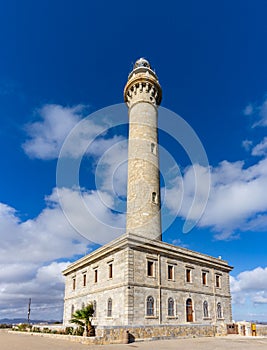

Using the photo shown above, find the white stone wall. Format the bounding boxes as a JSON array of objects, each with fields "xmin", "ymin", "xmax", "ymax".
[{"xmin": 63, "ymin": 235, "xmax": 232, "ymax": 328}]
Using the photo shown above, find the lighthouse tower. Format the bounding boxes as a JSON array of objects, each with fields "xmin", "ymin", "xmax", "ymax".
[{"xmin": 124, "ymin": 58, "xmax": 162, "ymax": 241}]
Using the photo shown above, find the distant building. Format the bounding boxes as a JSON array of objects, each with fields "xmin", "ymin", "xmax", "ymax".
[{"xmin": 62, "ymin": 59, "xmax": 233, "ymax": 337}]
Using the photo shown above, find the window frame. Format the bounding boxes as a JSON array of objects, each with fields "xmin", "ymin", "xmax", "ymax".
[
  {"xmin": 147, "ymin": 260, "xmax": 154, "ymax": 277},
  {"xmin": 167, "ymin": 265, "xmax": 174, "ymax": 280},
  {"xmin": 185, "ymin": 268, "xmax": 192, "ymax": 283},
  {"xmin": 94, "ymin": 269, "xmax": 98, "ymax": 283},
  {"xmin": 203, "ymin": 300, "xmax": 209, "ymax": 318},
  {"xmin": 146, "ymin": 296, "xmax": 154, "ymax": 316},
  {"xmin": 167, "ymin": 297, "xmax": 175, "ymax": 317},
  {"xmin": 83, "ymin": 273, "xmax": 87, "ymax": 287},
  {"xmin": 72, "ymin": 277, "xmax": 76, "ymax": 290},
  {"xmin": 108, "ymin": 263, "xmax": 113, "ymax": 279},
  {"xmin": 215, "ymin": 274, "xmax": 221, "ymax": 288},
  {"xmin": 217, "ymin": 302, "xmax": 223, "ymax": 319},
  {"xmin": 107, "ymin": 298, "xmax": 112, "ymax": 317},
  {"xmin": 202, "ymin": 271, "xmax": 207, "ymax": 285}
]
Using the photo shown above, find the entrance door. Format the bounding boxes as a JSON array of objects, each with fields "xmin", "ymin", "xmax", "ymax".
[{"xmin": 186, "ymin": 298, "xmax": 193, "ymax": 322}]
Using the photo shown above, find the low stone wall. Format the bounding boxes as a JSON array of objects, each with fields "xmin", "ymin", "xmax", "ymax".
[
  {"xmin": 96, "ymin": 324, "xmax": 217, "ymax": 343},
  {"xmin": 10, "ymin": 324, "xmax": 218, "ymax": 345}
]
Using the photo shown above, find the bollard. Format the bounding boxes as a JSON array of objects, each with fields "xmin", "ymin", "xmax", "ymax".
[{"xmin": 122, "ymin": 330, "xmax": 129, "ymax": 344}]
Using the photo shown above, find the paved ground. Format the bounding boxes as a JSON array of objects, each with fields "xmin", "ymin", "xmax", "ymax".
[{"xmin": 1, "ymin": 331, "xmax": 267, "ymax": 350}]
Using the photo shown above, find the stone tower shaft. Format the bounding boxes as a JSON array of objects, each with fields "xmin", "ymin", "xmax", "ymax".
[{"xmin": 124, "ymin": 58, "xmax": 162, "ymax": 240}]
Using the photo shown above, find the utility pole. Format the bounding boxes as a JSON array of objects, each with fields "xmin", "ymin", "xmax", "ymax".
[{"xmin": 27, "ymin": 298, "xmax": 31, "ymax": 324}]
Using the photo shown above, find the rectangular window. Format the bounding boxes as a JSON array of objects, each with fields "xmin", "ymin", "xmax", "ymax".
[
  {"xmin": 83, "ymin": 274, "xmax": 86, "ymax": 287},
  {"xmin": 215, "ymin": 275, "xmax": 220, "ymax": 288},
  {"xmin": 147, "ymin": 261, "xmax": 154, "ymax": 277},
  {"xmin": 186, "ymin": 268, "xmax": 191, "ymax": 283},
  {"xmin": 202, "ymin": 272, "xmax": 207, "ymax": 285},
  {"xmin": 109, "ymin": 263, "xmax": 113, "ymax": 279},
  {"xmin": 94, "ymin": 269, "xmax": 98, "ymax": 283},
  {"xmin": 168, "ymin": 265, "xmax": 174, "ymax": 280},
  {"xmin": 72, "ymin": 278, "xmax": 76, "ymax": 290}
]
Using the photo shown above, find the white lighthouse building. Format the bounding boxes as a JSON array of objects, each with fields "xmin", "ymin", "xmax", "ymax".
[{"xmin": 62, "ymin": 59, "xmax": 233, "ymax": 340}]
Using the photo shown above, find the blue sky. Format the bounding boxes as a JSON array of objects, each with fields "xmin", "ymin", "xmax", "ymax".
[{"xmin": 1, "ymin": 0, "xmax": 267, "ymax": 322}]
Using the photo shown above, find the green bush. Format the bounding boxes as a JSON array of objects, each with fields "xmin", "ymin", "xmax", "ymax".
[
  {"xmin": 32, "ymin": 326, "xmax": 41, "ymax": 333},
  {"xmin": 74, "ymin": 326, "xmax": 84, "ymax": 336},
  {"xmin": 65, "ymin": 326, "xmax": 74, "ymax": 335}
]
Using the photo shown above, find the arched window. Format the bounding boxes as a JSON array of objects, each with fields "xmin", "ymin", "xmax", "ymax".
[
  {"xmin": 168, "ymin": 297, "xmax": 174, "ymax": 316},
  {"xmin": 186, "ymin": 298, "xmax": 193, "ymax": 322},
  {"xmin": 217, "ymin": 302, "xmax": 222, "ymax": 319},
  {"xmin": 107, "ymin": 298, "xmax": 112, "ymax": 317},
  {"xmin": 146, "ymin": 296, "xmax": 154, "ymax": 316},
  {"xmin": 152, "ymin": 192, "xmax": 157, "ymax": 203},
  {"xmin": 93, "ymin": 300, "xmax": 97, "ymax": 317},
  {"xmin": 71, "ymin": 304, "xmax": 74, "ymax": 317},
  {"xmin": 203, "ymin": 301, "xmax": 209, "ymax": 318}
]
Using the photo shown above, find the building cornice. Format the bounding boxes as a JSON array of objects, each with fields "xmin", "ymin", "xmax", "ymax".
[{"xmin": 62, "ymin": 232, "xmax": 233, "ymax": 275}]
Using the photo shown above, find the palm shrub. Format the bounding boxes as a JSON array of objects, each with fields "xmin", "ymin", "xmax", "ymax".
[{"xmin": 70, "ymin": 303, "xmax": 95, "ymax": 336}]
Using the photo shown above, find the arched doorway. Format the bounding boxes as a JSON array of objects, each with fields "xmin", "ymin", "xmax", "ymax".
[{"xmin": 186, "ymin": 298, "xmax": 193, "ymax": 322}]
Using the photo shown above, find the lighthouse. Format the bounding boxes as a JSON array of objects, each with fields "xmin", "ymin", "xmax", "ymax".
[{"xmin": 124, "ymin": 58, "xmax": 162, "ymax": 240}]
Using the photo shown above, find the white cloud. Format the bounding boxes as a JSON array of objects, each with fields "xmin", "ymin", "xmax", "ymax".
[
  {"xmin": 243, "ymin": 103, "xmax": 254, "ymax": 116},
  {"xmin": 0, "ymin": 261, "xmax": 69, "ymax": 320},
  {"xmin": 252, "ymin": 137, "xmax": 267, "ymax": 156},
  {"xmin": 244, "ymin": 96, "xmax": 267, "ymax": 127},
  {"xmin": 22, "ymin": 104, "xmax": 107, "ymax": 160},
  {"xmin": 230, "ymin": 267, "xmax": 267, "ymax": 321},
  {"xmin": 242, "ymin": 139, "xmax": 253, "ymax": 152},
  {"xmin": 0, "ymin": 185, "xmax": 125, "ymax": 320},
  {"xmin": 164, "ymin": 158, "xmax": 267, "ymax": 239}
]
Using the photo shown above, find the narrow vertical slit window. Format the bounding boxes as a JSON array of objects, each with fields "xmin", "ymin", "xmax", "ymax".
[
  {"xmin": 203, "ymin": 301, "xmax": 209, "ymax": 318},
  {"xmin": 71, "ymin": 305, "xmax": 74, "ymax": 317},
  {"xmin": 151, "ymin": 142, "xmax": 156, "ymax": 154},
  {"xmin": 93, "ymin": 300, "xmax": 97, "ymax": 317},
  {"xmin": 94, "ymin": 269, "xmax": 98, "ymax": 283},
  {"xmin": 168, "ymin": 297, "xmax": 174, "ymax": 316},
  {"xmin": 109, "ymin": 263, "xmax": 113, "ymax": 279},
  {"xmin": 217, "ymin": 302, "xmax": 222, "ymax": 318},
  {"xmin": 107, "ymin": 298, "xmax": 112, "ymax": 317},
  {"xmin": 72, "ymin": 278, "xmax": 76, "ymax": 290},
  {"xmin": 202, "ymin": 272, "xmax": 207, "ymax": 285},
  {"xmin": 83, "ymin": 274, "xmax": 86, "ymax": 287},
  {"xmin": 152, "ymin": 192, "xmax": 157, "ymax": 203}
]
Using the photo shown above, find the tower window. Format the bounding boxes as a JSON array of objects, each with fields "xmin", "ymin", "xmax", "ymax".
[
  {"xmin": 168, "ymin": 265, "xmax": 174, "ymax": 280},
  {"xmin": 72, "ymin": 278, "xmax": 76, "ymax": 290},
  {"xmin": 146, "ymin": 296, "xmax": 154, "ymax": 316},
  {"xmin": 168, "ymin": 297, "xmax": 174, "ymax": 316},
  {"xmin": 151, "ymin": 143, "xmax": 156, "ymax": 154},
  {"xmin": 147, "ymin": 261, "xmax": 154, "ymax": 277},
  {"xmin": 107, "ymin": 298, "xmax": 112, "ymax": 317},
  {"xmin": 152, "ymin": 192, "xmax": 157, "ymax": 203}
]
